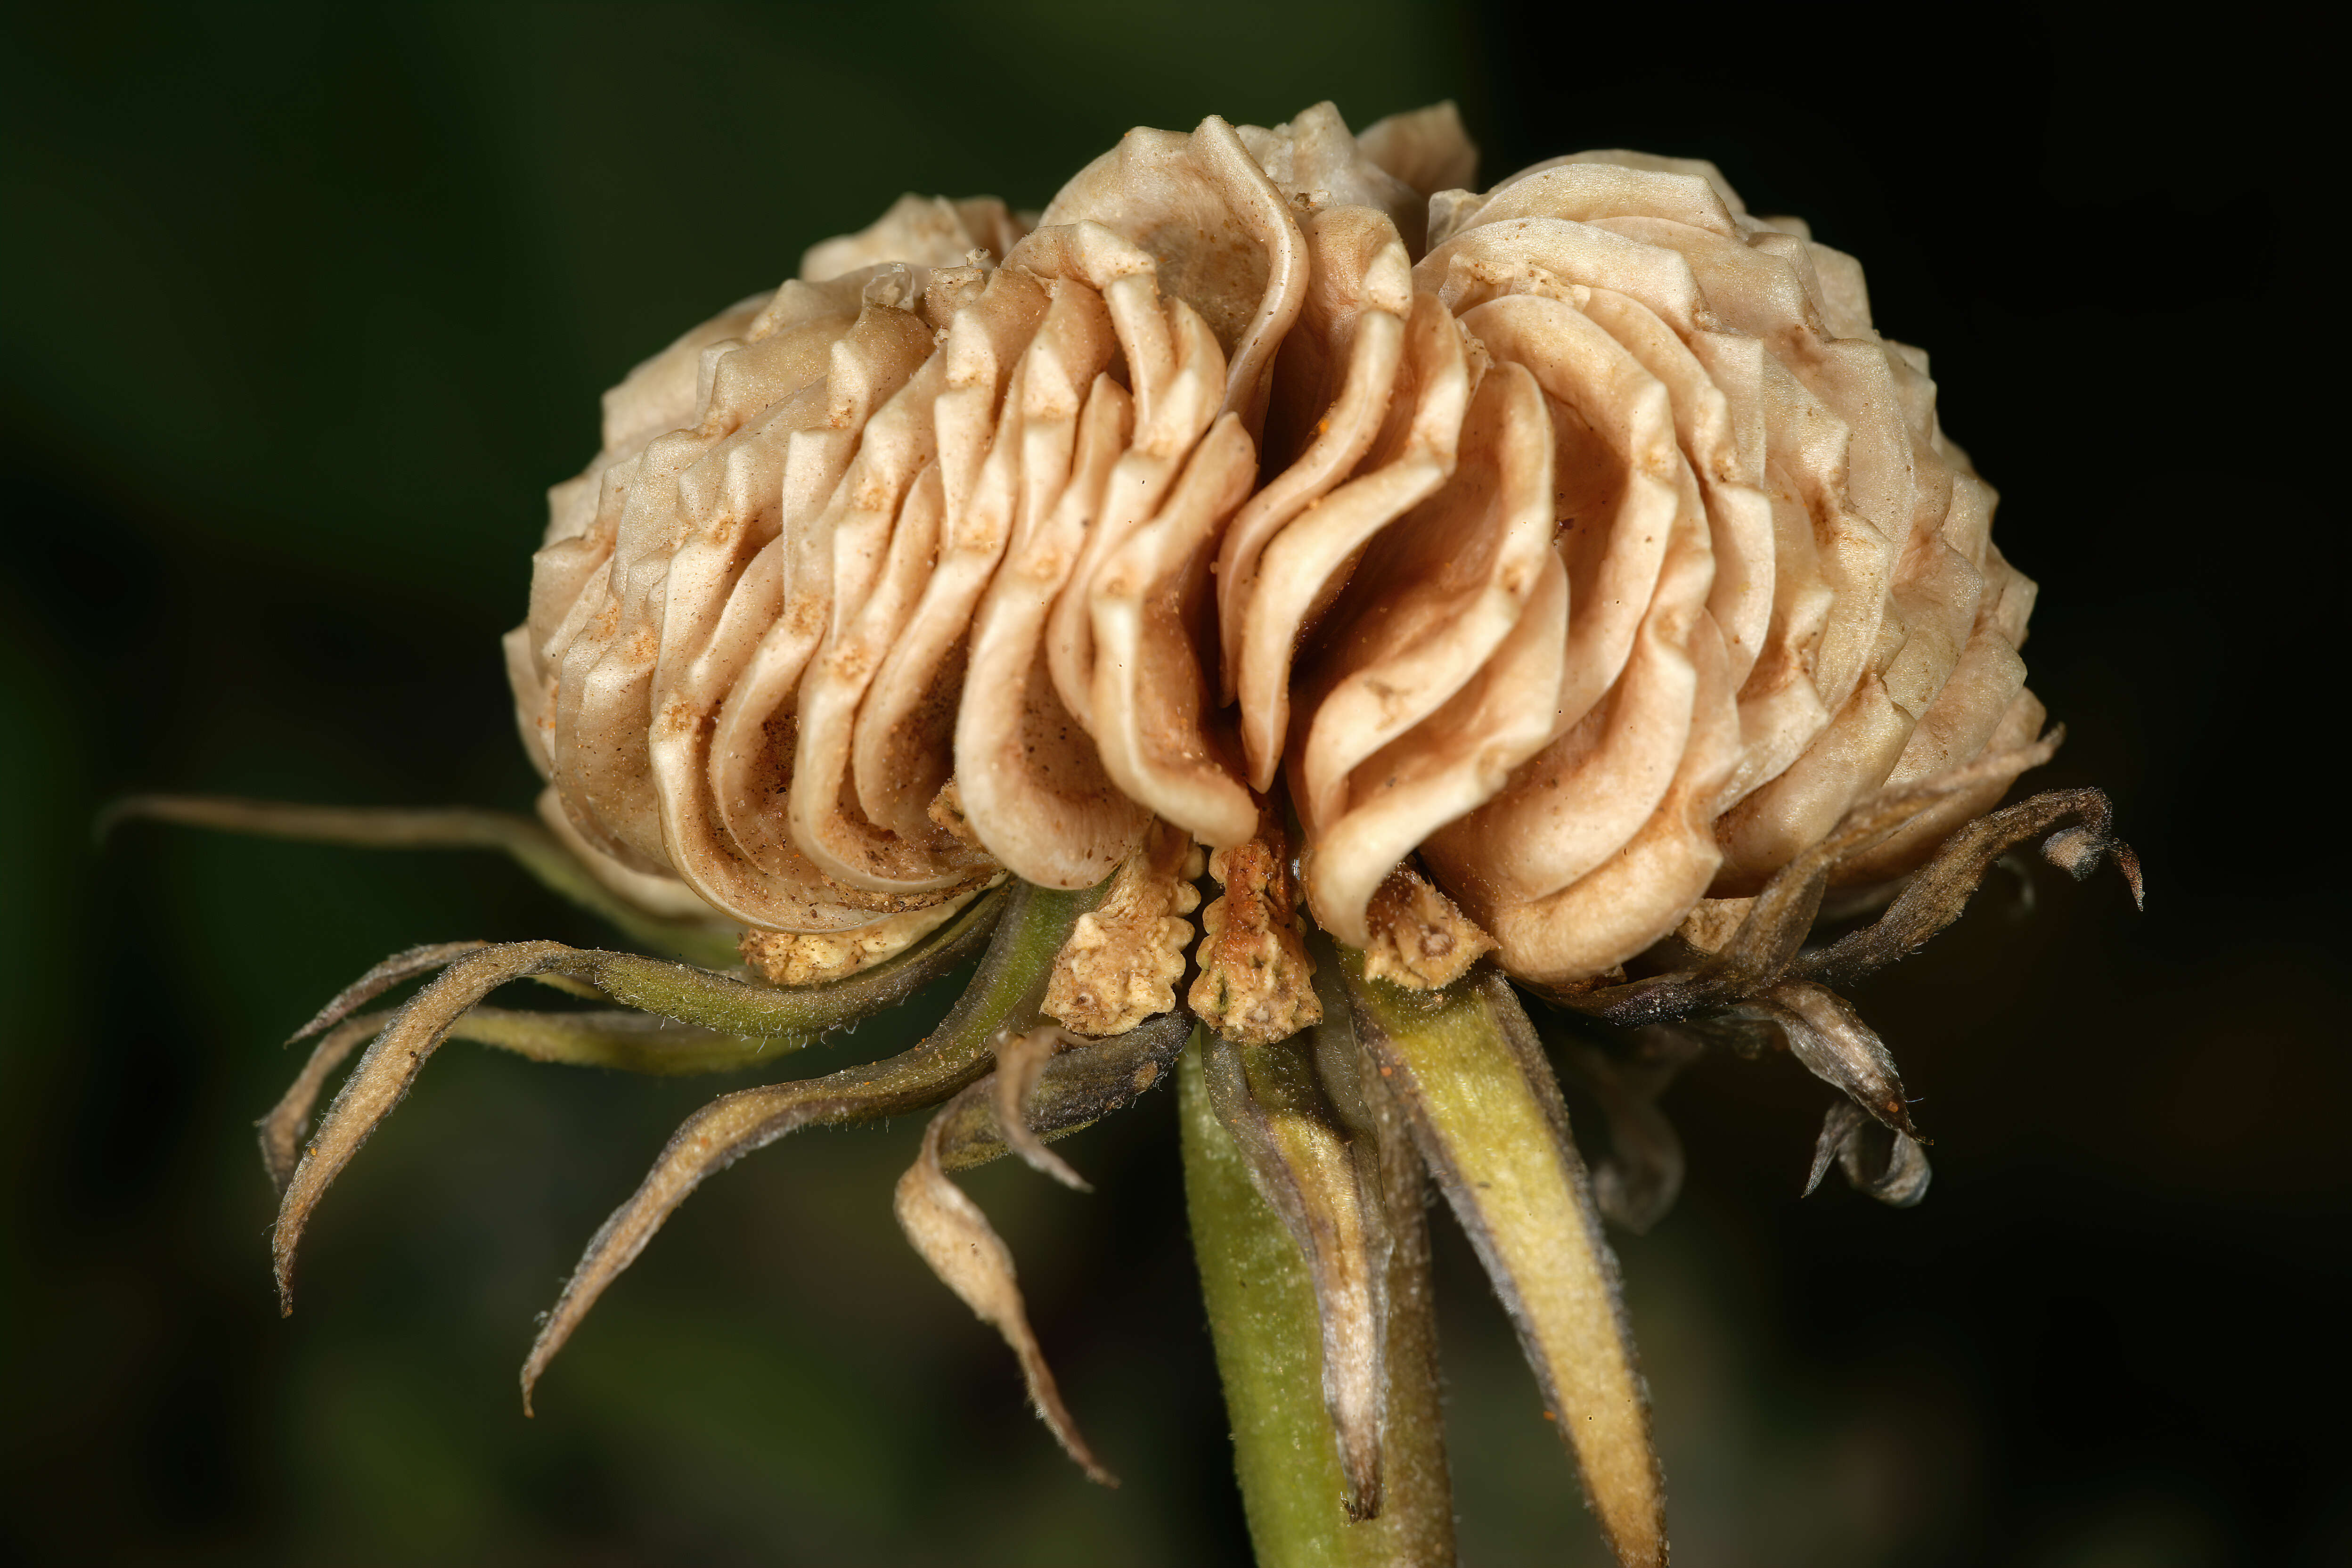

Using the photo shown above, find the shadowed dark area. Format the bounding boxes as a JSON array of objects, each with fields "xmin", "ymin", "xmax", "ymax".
[{"xmin": 2, "ymin": 5, "xmax": 2337, "ymax": 1564}]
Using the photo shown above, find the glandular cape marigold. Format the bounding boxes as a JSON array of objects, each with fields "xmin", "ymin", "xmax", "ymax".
[{"xmin": 122, "ymin": 100, "xmax": 2140, "ymax": 1568}]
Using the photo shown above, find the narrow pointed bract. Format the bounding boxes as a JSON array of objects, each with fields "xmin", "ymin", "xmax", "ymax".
[
  {"xmin": 1201, "ymin": 1028, "xmax": 1394, "ymax": 1519},
  {"xmin": 519, "ymin": 875, "xmax": 1104, "ymax": 1412},
  {"xmin": 1342, "ymin": 952, "xmax": 1666, "ymax": 1568},
  {"xmin": 258, "ymin": 1005, "xmax": 785, "ymax": 1192}
]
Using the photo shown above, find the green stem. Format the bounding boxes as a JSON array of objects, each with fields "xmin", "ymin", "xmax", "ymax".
[
  {"xmin": 1179, "ymin": 1031, "xmax": 1453, "ymax": 1568},
  {"xmin": 100, "ymin": 795, "xmax": 744, "ymax": 967}
]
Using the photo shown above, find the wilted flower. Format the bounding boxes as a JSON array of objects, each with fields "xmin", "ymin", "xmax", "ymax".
[{"xmin": 120, "ymin": 101, "xmax": 2141, "ymax": 1567}]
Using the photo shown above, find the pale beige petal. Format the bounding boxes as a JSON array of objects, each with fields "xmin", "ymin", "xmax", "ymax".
[
  {"xmin": 1307, "ymin": 543, "xmax": 1567, "ymax": 946},
  {"xmin": 1490, "ymin": 149, "xmax": 1749, "ymax": 215},
  {"xmin": 1353, "ymin": 101, "xmax": 1480, "ymax": 202},
  {"xmin": 1837, "ymin": 686, "xmax": 2045, "ymax": 883},
  {"xmin": 1027, "ymin": 114, "xmax": 1306, "ymax": 431},
  {"xmin": 1086, "ymin": 411, "xmax": 1261, "ymax": 847},
  {"xmin": 1467, "ymin": 162, "xmax": 1743, "ymax": 238},
  {"xmin": 1237, "ymin": 102, "xmax": 1423, "ymax": 243},
  {"xmin": 709, "ymin": 339, "xmax": 947, "ymax": 891},
  {"xmin": 858, "ymin": 279, "xmax": 1117, "ymax": 843},
  {"xmin": 1416, "ymin": 216, "xmax": 1702, "ymax": 335},
  {"xmin": 1474, "ymin": 617, "xmax": 1741, "ymax": 984},
  {"xmin": 651, "ymin": 303, "xmax": 941, "ymax": 931},
  {"xmin": 1217, "ymin": 204, "xmax": 1414, "ymax": 716},
  {"xmin": 1576, "ymin": 288, "xmax": 1774, "ymax": 688},
  {"xmin": 1233, "ymin": 293, "xmax": 1469, "ymax": 792},
  {"xmin": 1422, "ymin": 480, "xmax": 1712, "ymax": 911},
  {"xmin": 954, "ymin": 375, "xmax": 1151, "ymax": 886},
  {"xmin": 1044, "ymin": 295, "xmax": 1226, "ymax": 729},
  {"xmin": 1462, "ymin": 293, "xmax": 1680, "ymax": 735},
  {"xmin": 800, "ymin": 193, "xmax": 1029, "ymax": 282},
  {"xmin": 1290, "ymin": 357, "xmax": 1556, "ymax": 849}
]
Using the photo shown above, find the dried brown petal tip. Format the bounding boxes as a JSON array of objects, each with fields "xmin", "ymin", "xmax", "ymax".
[
  {"xmin": 1359, "ymin": 863, "xmax": 1494, "ymax": 991},
  {"xmin": 925, "ymin": 778, "xmax": 988, "ymax": 851},
  {"xmin": 1190, "ymin": 811, "xmax": 1322, "ymax": 1045},
  {"xmin": 1671, "ymin": 897, "xmax": 1752, "ymax": 958},
  {"xmin": 1044, "ymin": 819, "xmax": 1204, "ymax": 1036},
  {"xmin": 738, "ymin": 882, "xmax": 988, "ymax": 987}
]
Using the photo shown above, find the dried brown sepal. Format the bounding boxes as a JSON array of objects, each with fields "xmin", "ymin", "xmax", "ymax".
[
  {"xmin": 1343, "ymin": 954, "xmax": 1667, "ymax": 1568},
  {"xmin": 519, "ymin": 875, "xmax": 1098, "ymax": 1413},
  {"xmin": 1188, "ymin": 810, "xmax": 1321, "ymax": 1046},
  {"xmin": 1201, "ymin": 1029, "xmax": 1394, "ymax": 1521},
  {"xmin": 1358, "ymin": 862, "xmax": 1496, "ymax": 991},
  {"xmin": 1044, "ymin": 818, "xmax": 1204, "ymax": 1035},
  {"xmin": 1805, "ymin": 1098, "xmax": 1932, "ymax": 1207},
  {"xmin": 896, "ymin": 1087, "xmax": 1118, "ymax": 1487},
  {"xmin": 1798, "ymin": 785, "xmax": 2142, "ymax": 988},
  {"xmin": 1555, "ymin": 732, "xmax": 2066, "ymax": 1024},
  {"xmin": 1732, "ymin": 980, "xmax": 1921, "ymax": 1141},
  {"xmin": 936, "ymin": 1012, "xmax": 1194, "ymax": 1174}
]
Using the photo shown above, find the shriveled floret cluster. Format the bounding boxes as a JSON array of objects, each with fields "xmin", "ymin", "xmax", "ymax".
[{"xmin": 509, "ymin": 100, "xmax": 2039, "ymax": 1026}]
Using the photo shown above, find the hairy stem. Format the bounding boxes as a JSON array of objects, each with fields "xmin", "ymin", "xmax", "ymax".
[{"xmin": 1180, "ymin": 1030, "xmax": 1454, "ymax": 1568}]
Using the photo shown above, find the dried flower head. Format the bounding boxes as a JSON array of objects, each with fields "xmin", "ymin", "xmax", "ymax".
[{"xmin": 119, "ymin": 100, "xmax": 2142, "ymax": 1568}]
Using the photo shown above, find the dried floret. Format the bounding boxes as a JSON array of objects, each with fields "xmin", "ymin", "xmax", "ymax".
[{"xmin": 127, "ymin": 97, "xmax": 2144, "ymax": 1568}]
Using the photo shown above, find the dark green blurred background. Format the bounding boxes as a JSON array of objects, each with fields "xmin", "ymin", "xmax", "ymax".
[{"xmin": 2, "ymin": 5, "xmax": 2340, "ymax": 1565}]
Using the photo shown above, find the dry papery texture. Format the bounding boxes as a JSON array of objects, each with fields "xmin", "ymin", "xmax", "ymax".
[{"xmin": 511, "ymin": 98, "xmax": 2038, "ymax": 1013}]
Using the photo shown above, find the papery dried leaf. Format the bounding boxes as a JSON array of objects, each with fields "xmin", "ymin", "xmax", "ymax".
[
  {"xmin": 989, "ymin": 1025, "xmax": 1094, "ymax": 1191},
  {"xmin": 896, "ymin": 1090, "xmax": 1117, "ymax": 1486},
  {"xmin": 1738, "ymin": 980, "xmax": 1919, "ymax": 1140}
]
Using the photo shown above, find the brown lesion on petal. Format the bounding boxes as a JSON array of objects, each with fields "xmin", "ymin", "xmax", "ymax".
[
  {"xmin": 925, "ymin": 777, "xmax": 988, "ymax": 852},
  {"xmin": 1359, "ymin": 862, "xmax": 1494, "ymax": 991},
  {"xmin": 738, "ymin": 881, "xmax": 993, "ymax": 987},
  {"xmin": 1189, "ymin": 808, "xmax": 1322, "ymax": 1046},
  {"xmin": 1043, "ymin": 818, "xmax": 1206, "ymax": 1036}
]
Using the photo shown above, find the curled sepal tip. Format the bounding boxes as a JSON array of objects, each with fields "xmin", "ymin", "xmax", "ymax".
[
  {"xmin": 1341, "ymin": 951, "xmax": 1667, "ymax": 1568},
  {"xmin": 1805, "ymin": 1098, "xmax": 1931, "ymax": 1206},
  {"xmin": 989, "ymin": 1026, "xmax": 1096, "ymax": 1191}
]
